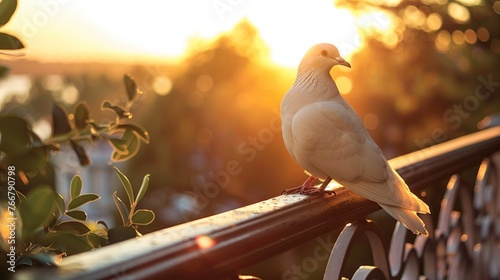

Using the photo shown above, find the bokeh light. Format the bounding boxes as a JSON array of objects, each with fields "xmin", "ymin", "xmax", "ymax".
[
  {"xmin": 195, "ymin": 235, "xmax": 216, "ymax": 249},
  {"xmin": 452, "ymin": 30, "xmax": 465, "ymax": 45},
  {"xmin": 494, "ymin": 1, "xmax": 500, "ymax": 14},
  {"xmin": 0, "ymin": 75, "xmax": 32, "ymax": 109},
  {"xmin": 464, "ymin": 29, "xmax": 477, "ymax": 44},
  {"xmin": 447, "ymin": 3, "xmax": 470, "ymax": 24},
  {"xmin": 491, "ymin": 39, "xmax": 500, "ymax": 53},
  {"xmin": 42, "ymin": 75, "xmax": 64, "ymax": 91},
  {"xmin": 153, "ymin": 75, "xmax": 173, "ymax": 96},
  {"xmin": 32, "ymin": 119, "xmax": 53, "ymax": 141},
  {"xmin": 456, "ymin": 0, "xmax": 481, "ymax": 5},
  {"xmin": 435, "ymin": 30, "xmax": 451, "ymax": 52},
  {"xmin": 0, "ymin": 209, "xmax": 11, "ymax": 249},
  {"xmin": 403, "ymin": 6, "xmax": 426, "ymax": 29},
  {"xmin": 426, "ymin": 13, "xmax": 442, "ymax": 31},
  {"xmin": 196, "ymin": 75, "xmax": 214, "ymax": 92},
  {"xmin": 61, "ymin": 85, "xmax": 79, "ymax": 105},
  {"xmin": 476, "ymin": 27, "xmax": 489, "ymax": 42}
]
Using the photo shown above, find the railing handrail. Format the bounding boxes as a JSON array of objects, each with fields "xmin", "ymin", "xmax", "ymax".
[{"xmin": 15, "ymin": 127, "xmax": 500, "ymax": 280}]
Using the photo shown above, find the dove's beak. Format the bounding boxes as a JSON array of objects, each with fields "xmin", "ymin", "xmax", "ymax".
[{"xmin": 334, "ymin": 57, "xmax": 351, "ymax": 68}]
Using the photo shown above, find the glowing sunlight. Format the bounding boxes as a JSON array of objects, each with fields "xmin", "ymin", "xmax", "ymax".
[{"xmin": 5, "ymin": 0, "xmax": 392, "ymax": 67}]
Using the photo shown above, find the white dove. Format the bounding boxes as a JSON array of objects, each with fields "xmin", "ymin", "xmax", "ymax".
[{"xmin": 281, "ymin": 43, "xmax": 430, "ymax": 236}]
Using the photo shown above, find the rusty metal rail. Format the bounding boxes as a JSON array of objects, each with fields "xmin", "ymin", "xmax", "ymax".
[{"xmin": 15, "ymin": 126, "xmax": 500, "ymax": 280}]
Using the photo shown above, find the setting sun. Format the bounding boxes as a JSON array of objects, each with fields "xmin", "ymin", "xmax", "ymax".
[{"xmin": 3, "ymin": 0, "xmax": 392, "ymax": 67}]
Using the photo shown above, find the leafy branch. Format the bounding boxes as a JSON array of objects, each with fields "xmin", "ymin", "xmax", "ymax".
[
  {"xmin": 0, "ymin": 70, "xmax": 154, "ymax": 269},
  {"xmin": 0, "ymin": 0, "xmax": 157, "ymax": 270},
  {"xmin": 0, "ymin": 0, "xmax": 24, "ymax": 78},
  {"xmin": 5, "ymin": 167, "xmax": 153, "ymax": 267},
  {"xmin": 0, "ymin": 0, "xmax": 24, "ymax": 52},
  {"xmin": 109, "ymin": 167, "xmax": 155, "ymax": 243},
  {"xmin": 0, "ymin": 75, "xmax": 149, "ymax": 186},
  {"xmin": 48, "ymin": 74, "xmax": 149, "ymax": 165}
]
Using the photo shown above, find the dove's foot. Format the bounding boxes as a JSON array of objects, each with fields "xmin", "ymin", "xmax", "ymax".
[
  {"xmin": 281, "ymin": 176, "xmax": 317, "ymax": 195},
  {"xmin": 299, "ymin": 187, "xmax": 336, "ymax": 196},
  {"xmin": 281, "ymin": 185, "xmax": 310, "ymax": 195},
  {"xmin": 281, "ymin": 176, "xmax": 336, "ymax": 196}
]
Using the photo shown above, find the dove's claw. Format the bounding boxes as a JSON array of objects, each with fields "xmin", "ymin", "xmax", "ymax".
[
  {"xmin": 281, "ymin": 176, "xmax": 335, "ymax": 196},
  {"xmin": 281, "ymin": 176, "xmax": 317, "ymax": 195},
  {"xmin": 299, "ymin": 184, "xmax": 336, "ymax": 196},
  {"xmin": 281, "ymin": 186, "xmax": 335, "ymax": 196},
  {"xmin": 281, "ymin": 185, "xmax": 312, "ymax": 195},
  {"xmin": 301, "ymin": 188, "xmax": 336, "ymax": 196}
]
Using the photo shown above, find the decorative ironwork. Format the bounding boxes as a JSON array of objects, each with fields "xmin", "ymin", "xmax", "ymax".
[{"xmin": 324, "ymin": 157, "xmax": 499, "ymax": 280}]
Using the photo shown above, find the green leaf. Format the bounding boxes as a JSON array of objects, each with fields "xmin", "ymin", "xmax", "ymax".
[
  {"xmin": 70, "ymin": 175, "xmax": 82, "ymax": 200},
  {"xmin": 86, "ymin": 232, "xmax": 107, "ymax": 248},
  {"xmin": 0, "ymin": 116, "xmax": 32, "ymax": 157},
  {"xmin": 16, "ymin": 190, "xmax": 27, "ymax": 205},
  {"xmin": 54, "ymin": 194, "xmax": 65, "ymax": 218},
  {"xmin": 117, "ymin": 124, "xmax": 150, "ymax": 143},
  {"xmin": 108, "ymin": 226, "xmax": 137, "ymax": 244},
  {"xmin": 88, "ymin": 121, "xmax": 106, "ymax": 132},
  {"xmin": 30, "ymin": 147, "xmax": 50, "ymax": 172},
  {"xmin": 123, "ymin": 74, "xmax": 142, "ymax": 101},
  {"xmin": 68, "ymin": 194, "xmax": 100, "ymax": 210},
  {"xmin": 52, "ymin": 104, "xmax": 72, "ymax": 136},
  {"xmin": 113, "ymin": 192, "xmax": 130, "ymax": 226},
  {"xmin": 41, "ymin": 231, "xmax": 93, "ymax": 255},
  {"xmin": 131, "ymin": 209, "xmax": 155, "ymax": 225},
  {"xmin": 0, "ymin": 32, "xmax": 23, "ymax": 49},
  {"xmin": 12, "ymin": 146, "xmax": 48, "ymax": 173},
  {"xmin": 102, "ymin": 101, "xmax": 131, "ymax": 119},
  {"xmin": 66, "ymin": 210, "xmax": 87, "ymax": 221},
  {"xmin": 52, "ymin": 220, "xmax": 91, "ymax": 235},
  {"xmin": 21, "ymin": 187, "xmax": 57, "ymax": 233},
  {"xmin": 17, "ymin": 257, "xmax": 33, "ymax": 266},
  {"xmin": 111, "ymin": 131, "xmax": 140, "ymax": 162},
  {"xmin": 113, "ymin": 167, "xmax": 134, "ymax": 206},
  {"xmin": 29, "ymin": 251, "xmax": 61, "ymax": 266},
  {"xmin": 135, "ymin": 174, "xmax": 150, "ymax": 204},
  {"xmin": 74, "ymin": 102, "xmax": 90, "ymax": 130},
  {"xmin": 108, "ymin": 137, "xmax": 128, "ymax": 154},
  {"xmin": 97, "ymin": 220, "xmax": 108, "ymax": 229},
  {"xmin": 0, "ymin": 0, "xmax": 17, "ymax": 27},
  {"xmin": 70, "ymin": 140, "xmax": 91, "ymax": 166}
]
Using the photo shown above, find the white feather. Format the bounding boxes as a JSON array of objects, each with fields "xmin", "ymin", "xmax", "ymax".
[{"xmin": 281, "ymin": 43, "xmax": 430, "ymax": 236}]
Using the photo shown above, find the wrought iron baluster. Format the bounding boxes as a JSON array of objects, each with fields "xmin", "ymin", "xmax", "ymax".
[{"xmin": 322, "ymin": 154, "xmax": 500, "ymax": 280}]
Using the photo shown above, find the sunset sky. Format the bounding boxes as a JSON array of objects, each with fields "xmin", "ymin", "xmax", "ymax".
[{"xmin": 3, "ymin": 0, "xmax": 390, "ymax": 67}]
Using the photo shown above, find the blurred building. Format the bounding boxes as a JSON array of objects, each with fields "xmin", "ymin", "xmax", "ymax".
[{"xmin": 51, "ymin": 140, "xmax": 120, "ymax": 225}]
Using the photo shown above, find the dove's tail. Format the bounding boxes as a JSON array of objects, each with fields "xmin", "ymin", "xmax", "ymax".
[{"xmin": 380, "ymin": 204, "xmax": 429, "ymax": 236}]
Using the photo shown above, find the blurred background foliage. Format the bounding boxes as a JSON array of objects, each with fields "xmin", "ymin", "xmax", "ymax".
[
  {"xmin": 336, "ymin": 0, "xmax": 500, "ymax": 152},
  {"xmin": 0, "ymin": 0, "xmax": 499, "ymax": 277}
]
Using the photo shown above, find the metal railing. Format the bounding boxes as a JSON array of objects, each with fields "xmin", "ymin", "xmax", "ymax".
[{"xmin": 15, "ymin": 126, "xmax": 500, "ymax": 280}]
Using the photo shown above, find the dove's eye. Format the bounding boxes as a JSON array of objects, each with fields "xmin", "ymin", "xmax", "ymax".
[{"xmin": 321, "ymin": 50, "xmax": 328, "ymax": 57}]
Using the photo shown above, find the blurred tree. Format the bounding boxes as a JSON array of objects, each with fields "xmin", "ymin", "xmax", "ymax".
[
  {"xmin": 130, "ymin": 20, "xmax": 302, "ymax": 227},
  {"xmin": 336, "ymin": 0, "xmax": 500, "ymax": 155}
]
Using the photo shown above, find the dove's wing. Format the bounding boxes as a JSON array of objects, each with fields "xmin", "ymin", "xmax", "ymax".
[
  {"xmin": 291, "ymin": 100, "xmax": 419, "ymax": 208},
  {"xmin": 291, "ymin": 100, "xmax": 387, "ymax": 182}
]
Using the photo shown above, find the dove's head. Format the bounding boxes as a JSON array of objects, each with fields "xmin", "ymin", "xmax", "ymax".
[{"xmin": 298, "ymin": 43, "xmax": 351, "ymax": 73}]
